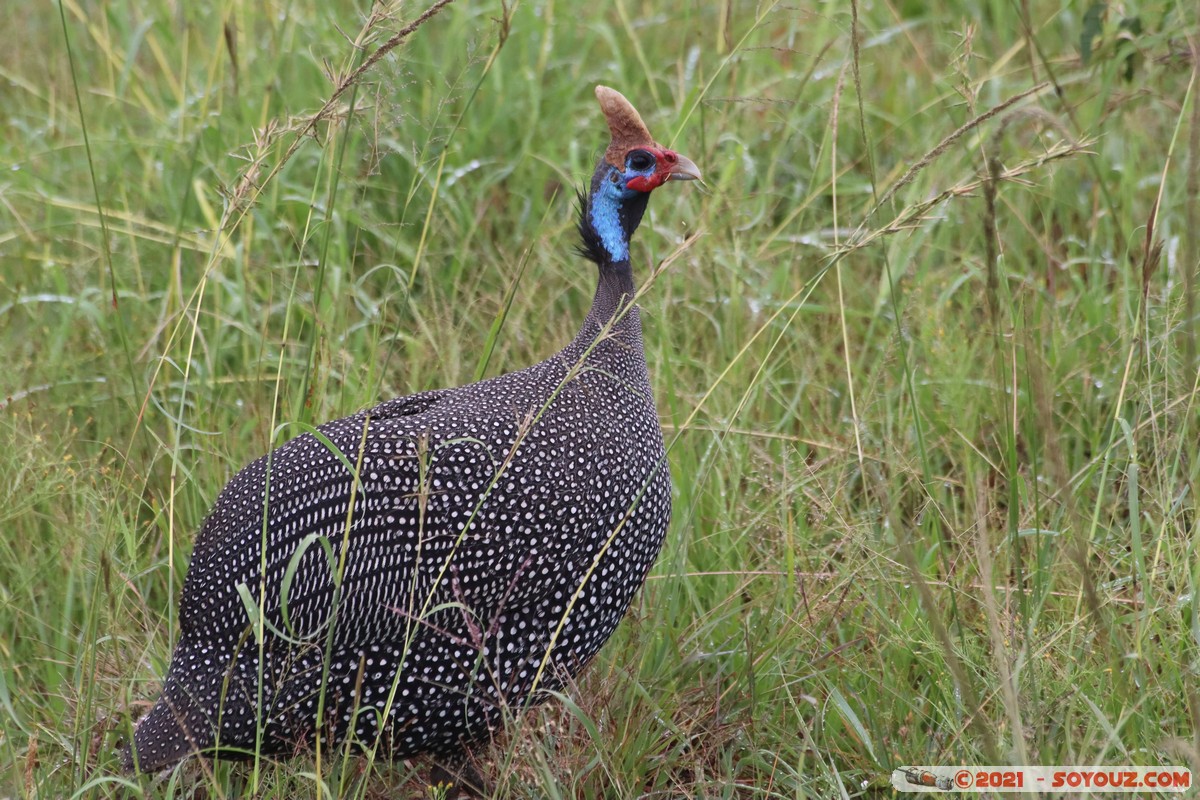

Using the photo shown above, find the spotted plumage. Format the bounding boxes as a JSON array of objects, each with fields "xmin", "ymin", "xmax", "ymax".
[{"xmin": 126, "ymin": 86, "xmax": 700, "ymax": 774}]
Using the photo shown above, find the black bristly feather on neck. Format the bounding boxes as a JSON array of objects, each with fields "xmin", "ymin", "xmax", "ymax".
[
  {"xmin": 575, "ymin": 188, "xmax": 608, "ymax": 266},
  {"xmin": 575, "ymin": 181, "xmax": 652, "ymax": 268}
]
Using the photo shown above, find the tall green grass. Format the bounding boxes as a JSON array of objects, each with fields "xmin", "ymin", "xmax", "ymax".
[{"xmin": 2, "ymin": 0, "xmax": 1198, "ymax": 796}]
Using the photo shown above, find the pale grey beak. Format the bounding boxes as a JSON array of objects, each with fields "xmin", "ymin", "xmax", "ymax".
[{"xmin": 667, "ymin": 153, "xmax": 702, "ymax": 182}]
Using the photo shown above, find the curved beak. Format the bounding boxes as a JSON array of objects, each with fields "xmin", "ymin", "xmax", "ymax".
[{"xmin": 666, "ymin": 153, "xmax": 702, "ymax": 182}]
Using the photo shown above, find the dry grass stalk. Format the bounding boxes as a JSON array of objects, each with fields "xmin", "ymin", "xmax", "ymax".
[
  {"xmin": 229, "ymin": 0, "xmax": 458, "ymax": 211},
  {"xmin": 859, "ymin": 81, "xmax": 1052, "ymax": 228},
  {"xmin": 834, "ymin": 137, "xmax": 1092, "ymax": 260}
]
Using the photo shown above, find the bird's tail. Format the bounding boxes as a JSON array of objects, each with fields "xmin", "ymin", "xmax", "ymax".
[
  {"xmin": 124, "ymin": 689, "xmax": 206, "ymax": 771},
  {"xmin": 123, "ymin": 639, "xmax": 231, "ymax": 772}
]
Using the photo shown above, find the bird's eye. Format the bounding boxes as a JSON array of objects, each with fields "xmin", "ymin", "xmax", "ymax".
[{"xmin": 627, "ymin": 150, "xmax": 654, "ymax": 171}]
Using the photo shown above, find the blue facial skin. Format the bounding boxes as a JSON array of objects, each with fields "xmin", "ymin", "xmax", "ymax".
[{"xmin": 589, "ymin": 153, "xmax": 658, "ymax": 263}]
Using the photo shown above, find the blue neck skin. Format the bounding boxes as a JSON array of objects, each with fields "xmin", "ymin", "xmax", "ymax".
[
  {"xmin": 573, "ymin": 160, "xmax": 656, "ymax": 340},
  {"xmin": 588, "ymin": 173, "xmax": 638, "ymax": 263},
  {"xmin": 586, "ymin": 162, "xmax": 654, "ymax": 266}
]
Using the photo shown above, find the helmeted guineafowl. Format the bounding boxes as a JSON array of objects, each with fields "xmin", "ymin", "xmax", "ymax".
[{"xmin": 126, "ymin": 85, "xmax": 700, "ymax": 781}]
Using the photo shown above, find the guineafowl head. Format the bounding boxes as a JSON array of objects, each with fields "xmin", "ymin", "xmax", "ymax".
[{"xmin": 578, "ymin": 86, "xmax": 700, "ymax": 266}]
